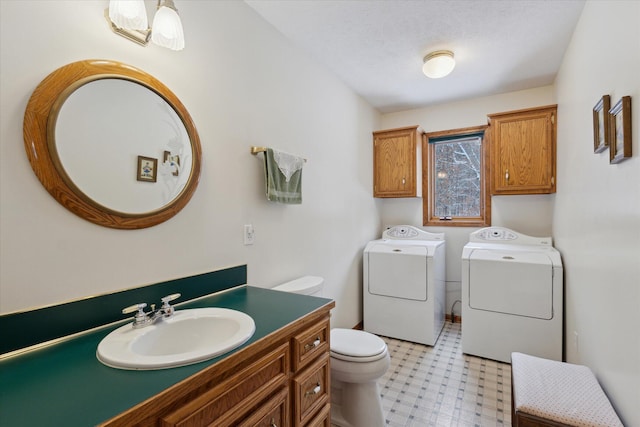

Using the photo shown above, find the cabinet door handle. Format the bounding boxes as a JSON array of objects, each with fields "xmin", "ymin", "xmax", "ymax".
[
  {"xmin": 402, "ymin": 177, "xmax": 406, "ymax": 185},
  {"xmin": 270, "ymin": 418, "xmax": 278, "ymax": 427},
  {"xmin": 505, "ymin": 169, "xmax": 510, "ymax": 183},
  {"xmin": 304, "ymin": 337, "xmax": 321, "ymax": 351},
  {"xmin": 305, "ymin": 383, "xmax": 321, "ymax": 396}
]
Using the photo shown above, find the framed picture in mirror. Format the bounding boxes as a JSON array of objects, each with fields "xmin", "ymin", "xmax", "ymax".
[
  {"xmin": 137, "ymin": 156, "xmax": 158, "ymax": 182},
  {"xmin": 609, "ymin": 96, "xmax": 632, "ymax": 164},
  {"xmin": 592, "ymin": 95, "xmax": 610, "ymax": 153}
]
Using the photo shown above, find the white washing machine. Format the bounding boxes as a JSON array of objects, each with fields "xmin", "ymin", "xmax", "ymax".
[
  {"xmin": 363, "ymin": 225, "xmax": 446, "ymax": 346},
  {"xmin": 461, "ymin": 227, "xmax": 563, "ymax": 363}
]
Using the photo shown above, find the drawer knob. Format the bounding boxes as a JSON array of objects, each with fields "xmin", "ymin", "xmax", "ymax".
[
  {"xmin": 305, "ymin": 383, "xmax": 321, "ymax": 396},
  {"xmin": 270, "ymin": 417, "xmax": 278, "ymax": 427},
  {"xmin": 304, "ymin": 337, "xmax": 321, "ymax": 351}
]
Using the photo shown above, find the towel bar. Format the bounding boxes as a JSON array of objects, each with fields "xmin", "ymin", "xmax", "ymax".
[
  {"xmin": 250, "ymin": 146, "xmax": 307, "ymax": 162},
  {"xmin": 250, "ymin": 146, "xmax": 268, "ymax": 154}
]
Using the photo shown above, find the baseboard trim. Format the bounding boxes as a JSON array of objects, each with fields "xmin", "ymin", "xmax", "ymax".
[
  {"xmin": 353, "ymin": 317, "xmax": 461, "ymax": 333},
  {"xmin": 445, "ymin": 314, "xmax": 462, "ymax": 323}
]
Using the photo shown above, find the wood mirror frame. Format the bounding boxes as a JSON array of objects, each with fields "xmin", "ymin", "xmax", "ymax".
[{"xmin": 23, "ymin": 59, "xmax": 202, "ymax": 229}]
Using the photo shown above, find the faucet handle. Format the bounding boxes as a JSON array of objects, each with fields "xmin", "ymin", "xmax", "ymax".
[
  {"xmin": 122, "ymin": 302, "xmax": 147, "ymax": 315},
  {"xmin": 160, "ymin": 293, "xmax": 181, "ymax": 317},
  {"xmin": 122, "ymin": 303, "xmax": 149, "ymax": 327},
  {"xmin": 161, "ymin": 293, "xmax": 181, "ymax": 304}
]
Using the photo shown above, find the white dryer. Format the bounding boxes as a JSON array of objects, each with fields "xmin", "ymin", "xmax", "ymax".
[
  {"xmin": 363, "ymin": 225, "xmax": 446, "ymax": 346},
  {"xmin": 461, "ymin": 227, "xmax": 563, "ymax": 363}
]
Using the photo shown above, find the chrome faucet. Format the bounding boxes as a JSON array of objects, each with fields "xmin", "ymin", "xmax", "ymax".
[{"xmin": 122, "ymin": 293, "xmax": 181, "ymax": 329}]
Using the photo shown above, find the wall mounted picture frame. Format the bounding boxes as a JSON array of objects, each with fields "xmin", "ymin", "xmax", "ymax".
[
  {"xmin": 137, "ymin": 155, "xmax": 158, "ymax": 182},
  {"xmin": 592, "ymin": 95, "xmax": 610, "ymax": 153},
  {"xmin": 609, "ymin": 96, "xmax": 632, "ymax": 164}
]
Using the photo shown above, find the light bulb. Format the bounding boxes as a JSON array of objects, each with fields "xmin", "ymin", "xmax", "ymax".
[
  {"xmin": 151, "ymin": 5, "xmax": 185, "ymax": 51},
  {"xmin": 108, "ymin": 0, "xmax": 148, "ymax": 31},
  {"xmin": 422, "ymin": 51, "xmax": 455, "ymax": 79}
]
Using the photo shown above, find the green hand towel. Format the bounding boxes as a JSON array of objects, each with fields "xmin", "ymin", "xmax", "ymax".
[{"xmin": 264, "ymin": 148, "xmax": 303, "ymax": 204}]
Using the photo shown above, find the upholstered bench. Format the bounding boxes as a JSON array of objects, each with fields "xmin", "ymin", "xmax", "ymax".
[{"xmin": 511, "ymin": 352, "xmax": 623, "ymax": 427}]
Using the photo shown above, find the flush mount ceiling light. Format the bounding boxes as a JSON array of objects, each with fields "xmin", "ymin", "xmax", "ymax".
[
  {"xmin": 106, "ymin": 0, "xmax": 185, "ymax": 51},
  {"xmin": 422, "ymin": 50, "xmax": 455, "ymax": 79}
]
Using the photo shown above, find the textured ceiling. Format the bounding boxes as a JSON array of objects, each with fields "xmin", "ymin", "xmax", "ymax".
[{"xmin": 245, "ymin": 0, "xmax": 586, "ymax": 113}]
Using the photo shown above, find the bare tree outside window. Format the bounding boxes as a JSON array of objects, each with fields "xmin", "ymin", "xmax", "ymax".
[
  {"xmin": 423, "ymin": 125, "xmax": 490, "ymax": 227},
  {"xmin": 433, "ymin": 136, "xmax": 482, "ymax": 218}
]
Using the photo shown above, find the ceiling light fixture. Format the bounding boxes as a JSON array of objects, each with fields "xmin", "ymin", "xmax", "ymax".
[
  {"xmin": 106, "ymin": 0, "xmax": 185, "ymax": 51},
  {"xmin": 422, "ymin": 50, "xmax": 455, "ymax": 79}
]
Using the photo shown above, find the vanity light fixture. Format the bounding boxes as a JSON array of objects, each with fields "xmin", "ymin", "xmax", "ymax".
[
  {"xmin": 422, "ymin": 50, "xmax": 455, "ymax": 79},
  {"xmin": 107, "ymin": 0, "xmax": 185, "ymax": 51}
]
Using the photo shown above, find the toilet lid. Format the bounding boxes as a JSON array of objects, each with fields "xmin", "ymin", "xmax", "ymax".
[{"xmin": 330, "ymin": 328, "xmax": 387, "ymax": 358}]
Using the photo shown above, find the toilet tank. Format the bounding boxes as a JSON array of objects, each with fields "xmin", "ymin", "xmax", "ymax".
[{"xmin": 272, "ymin": 276, "xmax": 324, "ymax": 296}]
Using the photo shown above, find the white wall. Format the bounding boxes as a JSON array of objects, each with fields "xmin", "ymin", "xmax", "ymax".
[
  {"xmin": 0, "ymin": 1, "xmax": 381, "ymax": 330},
  {"xmin": 553, "ymin": 1, "xmax": 640, "ymax": 425},
  {"xmin": 379, "ymin": 86, "xmax": 557, "ymax": 315}
]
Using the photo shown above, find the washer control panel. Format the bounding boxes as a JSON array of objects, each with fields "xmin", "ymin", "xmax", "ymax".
[
  {"xmin": 477, "ymin": 228, "xmax": 518, "ymax": 241},
  {"xmin": 382, "ymin": 225, "xmax": 444, "ymax": 241},
  {"xmin": 386, "ymin": 226, "xmax": 419, "ymax": 239},
  {"xmin": 469, "ymin": 227, "xmax": 552, "ymax": 246}
]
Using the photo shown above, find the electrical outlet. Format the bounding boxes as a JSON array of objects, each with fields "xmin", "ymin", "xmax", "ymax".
[{"xmin": 243, "ymin": 224, "xmax": 255, "ymax": 245}]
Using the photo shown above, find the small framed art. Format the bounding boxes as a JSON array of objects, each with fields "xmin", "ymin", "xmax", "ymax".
[
  {"xmin": 592, "ymin": 95, "xmax": 610, "ymax": 153},
  {"xmin": 137, "ymin": 155, "xmax": 158, "ymax": 182},
  {"xmin": 609, "ymin": 96, "xmax": 632, "ymax": 164}
]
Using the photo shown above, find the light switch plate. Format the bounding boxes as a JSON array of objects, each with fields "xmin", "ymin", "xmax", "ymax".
[{"xmin": 243, "ymin": 224, "xmax": 255, "ymax": 245}]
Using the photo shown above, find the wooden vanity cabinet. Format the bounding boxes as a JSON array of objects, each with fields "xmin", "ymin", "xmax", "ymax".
[
  {"xmin": 373, "ymin": 126, "xmax": 422, "ymax": 197},
  {"xmin": 100, "ymin": 304, "xmax": 334, "ymax": 427},
  {"xmin": 488, "ymin": 105, "xmax": 557, "ymax": 194}
]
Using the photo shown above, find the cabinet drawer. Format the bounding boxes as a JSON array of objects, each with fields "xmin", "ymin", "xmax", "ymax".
[
  {"xmin": 293, "ymin": 353, "xmax": 330, "ymax": 426},
  {"xmin": 292, "ymin": 318, "xmax": 330, "ymax": 371},
  {"xmin": 237, "ymin": 387, "xmax": 289, "ymax": 427},
  {"xmin": 161, "ymin": 343, "xmax": 289, "ymax": 427},
  {"xmin": 304, "ymin": 403, "xmax": 330, "ymax": 427}
]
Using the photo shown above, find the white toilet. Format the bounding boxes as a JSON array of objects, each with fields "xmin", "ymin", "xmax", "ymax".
[{"xmin": 272, "ymin": 276, "xmax": 390, "ymax": 427}]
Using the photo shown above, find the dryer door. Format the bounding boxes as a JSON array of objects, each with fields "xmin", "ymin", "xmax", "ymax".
[
  {"xmin": 367, "ymin": 243, "xmax": 427, "ymax": 301},
  {"xmin": 468, "ymin": 249, "xmax": 554, "ymax": 319}
]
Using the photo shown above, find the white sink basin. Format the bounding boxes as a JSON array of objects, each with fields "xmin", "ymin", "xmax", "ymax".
[{"xmin": 97, "ymin": 308, "xmax": 255, "ymax": 370}]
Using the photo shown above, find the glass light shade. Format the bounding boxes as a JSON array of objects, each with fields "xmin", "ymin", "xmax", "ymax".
[
  {"xmin": 108, "ymin": 0, "xmax": 148, "ymax": 31},
  {"xmin": 422, "ymin": 51, "xmax": 455, "ymax": 79},
  {"xmin": 151, "ymin": 5, "xmax": 185, "ymax": 51}
]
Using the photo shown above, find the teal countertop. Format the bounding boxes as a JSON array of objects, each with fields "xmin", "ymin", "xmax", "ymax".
[{"xmin": 0, "ymin": 286, "xmax": 333, "ymax": 427}]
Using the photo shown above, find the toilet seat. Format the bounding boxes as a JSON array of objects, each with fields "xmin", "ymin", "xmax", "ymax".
[
  {"xmin": 330, "ymin": 328, "xmax": 388, "ymax": 363},
  {"xmin": 272, "ymin": 276, "xmax": 324, "ymax": 295}
]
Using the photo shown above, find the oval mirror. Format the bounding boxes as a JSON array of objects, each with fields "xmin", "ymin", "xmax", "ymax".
[{"xmin": 23, "ymin": 60, "xmax": 201, "ymax": 229}]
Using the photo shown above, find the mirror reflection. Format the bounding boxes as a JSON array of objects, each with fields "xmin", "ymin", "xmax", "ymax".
[{"xmin": 54, "ymin": 79, "xmax": 192, "ymax": 214}]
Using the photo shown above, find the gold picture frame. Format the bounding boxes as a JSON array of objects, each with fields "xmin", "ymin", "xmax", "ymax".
[
  {"xmin": 592, "ymin": 95, "xmax": 610, "ymax": 153},
  {"xmin": 137, "ymin": 155, "xmax": 158, "ymax": 182},
  {"xmin": 609, "ymin": 96, "xmax": 632, "ymax": 164}
]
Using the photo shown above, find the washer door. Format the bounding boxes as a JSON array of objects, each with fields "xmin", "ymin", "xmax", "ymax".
[
  {"xmin": 468, "ymin": 249, "xmax": 554, "ymax": 319},
  {"xmin": 367, "ymin": 243, "xmax": 427, "ymax": 301}
]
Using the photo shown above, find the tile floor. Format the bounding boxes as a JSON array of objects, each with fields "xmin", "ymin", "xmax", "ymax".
[{"xmin": 378, "ymin": 321, "xmax": 511, "ymax": 427}]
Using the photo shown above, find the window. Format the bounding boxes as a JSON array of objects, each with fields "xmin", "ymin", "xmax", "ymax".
[{"xmin": 423, "ymin": 125, "xmax": 490, "ymax": 226}]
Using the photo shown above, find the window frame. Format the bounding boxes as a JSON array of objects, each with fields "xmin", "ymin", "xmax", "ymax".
[{"xmin": 422, "ymin": 125, "xmax": 491, "ymax": 227}]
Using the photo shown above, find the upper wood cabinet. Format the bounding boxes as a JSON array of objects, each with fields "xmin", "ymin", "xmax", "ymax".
[
  {"xmin": 373, "ymin": 126, "xmax": 422, "ymax": 198},
  {"xmin": 488, "ymin": 105, "xmax": 557, "ymax": 195}
]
